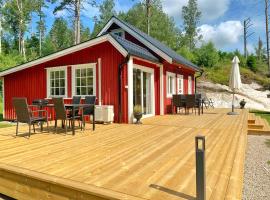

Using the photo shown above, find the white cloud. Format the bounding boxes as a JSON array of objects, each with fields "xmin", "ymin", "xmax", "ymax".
[
  {"xmin": 162, "ymin": 0, "xmax": 231, "ymax": 23},
  {"xmin": 197, "ymin": 21, "xmax": 243, "ymax": 49}
]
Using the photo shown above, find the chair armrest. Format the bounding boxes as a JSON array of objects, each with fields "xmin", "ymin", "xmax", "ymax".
[{"xmin": 31, "ymin": 110, "xmax": 48, "ymax": 117}]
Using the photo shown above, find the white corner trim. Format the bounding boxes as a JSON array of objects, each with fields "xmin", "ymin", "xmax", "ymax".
[
  {"xmin": 71, "ymin": 63, "xmax": 97, "ymax": 97},
  {"xmin": 0, "ymin": 34, "xmax": 128, "ymax": 77},
  {"xmin": 98, "ymin": 58, "xmax": 102, "ymax": 105},
  {"xmin": 188, "ymin": 75, "xmax": 192, "ymax": 94},
  {"xmin": 2, "ymin": 77, "xmax": 5, "ymax": 118},
  {"xmin": 160, "ymin": 65, "xmax": 164, "ymax": 115},
  {"xmin": 166, "ymin": 71, "xmax": 176, "ymax": 98},
  {"xmin": 98, "ymin": 18, "xmax": 173, "ymax": 63},
  {"xmin": 46, "ymin": 66, "xmax": 68, "ymax": 99},
  {"xmin": 127, "ymin": 57, "xmax": 134, "ymax": 123}
]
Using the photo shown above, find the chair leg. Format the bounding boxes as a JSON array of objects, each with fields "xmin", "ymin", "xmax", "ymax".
[
  {"xmin": 33, "ymin": 124, "xmax": 36, "ymax": 133},
  {"xmin": 54, "ymin": 120, "xmax": 57, "ymax": 133},
  {"xmin": 93, "ymin": 114, "xmax": 95, "ymax": 131},
  {"xmin": 65, "ymin": 120, "xmax": 67, "ymax": 135},
  {"xmin": 16, "ymin": 121, "xmax": 19, "ymax": 136},
  {"xmin": 29, "ymin": 124, "xmax": 31, "ymax": 138}
]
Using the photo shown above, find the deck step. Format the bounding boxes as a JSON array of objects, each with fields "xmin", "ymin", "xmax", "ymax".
[
  {"xmin": 248, "ymin": 119, "xmax": 256, "ymax": 124},
  {"xmin": 248, "ymin": 129, "xmax": 270, "ymax": 135},
  {"xmin": 248, "ymin": 124, "xmax": 264, "ymax": 129}
]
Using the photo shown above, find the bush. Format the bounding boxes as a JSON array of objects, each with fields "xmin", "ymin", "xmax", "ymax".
[
  {"xmin": 194, "ymin": 42, "xmax": 219, "ymax": 67},
  {"xmin": 246, "ymin": 55, "xmax": 257, "ymax": 72}
]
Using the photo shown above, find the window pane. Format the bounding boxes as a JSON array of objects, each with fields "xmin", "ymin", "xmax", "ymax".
[
  {"xmin": 55, "ymin": 71, "xmax": 59, "ymax": 79},
  {"xmin": 81, "ymin": 77, "xmax": 86, "ymax": 86},
  {"xmin": 51, "ymin": 88, "xmax": 55, "ymax": 96},
  {"xmin": 76, "ymin": 87, "xmax": 80, "ymax": 95},
  {"xmin": 55, "ymin": 79, "xmax": 59, "ymax": 87},
  {"xmin": 60, "ymin": 79, "xmax": 65, "ymax": 87},
  {"xmin": 60, "ymin": 70, "xmax": 65, "ymax": 78},
  {"xmin": 50, "ymin": 80, "xmax": 54, "ymax": 87},
  {"xmin": 76, "ymin": 69, "xmax": 80, "ymax": 77},
  {"xmin": 60, "ymin": 88, "xmax": 65, "ymax": 95},
  {"xmin": 55, "ymin": 88, "xmax": 60, "ymax": 95},
  {"xmin": 76, "ymin": 78, "xmax": 80, "ymax": 86},
  {"xmin": 87, "ymin": 77, "xmax": 93, "ymax": 86},
  {"xmin": 50, "ymin": 71, "xmax": 54, "ymax": 79},
  {"xmin": 87, "ymin": 87, "xmax": 93, "ymax": 95},
  {"xmin": 81, "ymin": 69, "xmax": 86, "ymax": 77},
  {"xmin": 81, "ymin": 87, "xmax": 86, "ymax": 95},
  {"xmin": 87, "ymin": 68, "xmax": 93, "ymax": 76}
]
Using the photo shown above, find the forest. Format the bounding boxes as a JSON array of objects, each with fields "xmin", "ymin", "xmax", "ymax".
[{"xmin": 0, "ymin": 0, "xmax": 268, "ymax": 88}]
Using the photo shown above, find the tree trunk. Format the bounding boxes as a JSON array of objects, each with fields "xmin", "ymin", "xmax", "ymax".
[
  {"xmin": 39, "ymin": 7, "xmax": 42, "ymax": 56},
  {"xmin": 74, "ymin": 0, "xmax": 81, "ymax": 44},
  {"xmin": 146, "ymin": 0, "xmax": 150, "ymax": 35}
]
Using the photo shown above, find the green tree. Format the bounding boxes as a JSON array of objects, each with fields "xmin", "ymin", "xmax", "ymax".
[
  {"xmin": 81, "ymin": 25, "xmax": 91, "ymax": 42},
  {"xmin": 52, "ymin": 0, "xmax": 96, "ymax": 45},
  {"xmin": 247, "ymin": 55, "xmax": 257, "ymax": 72},
  {"xmin": 182, "ymin": 0, "xmax": 201, "ymax": 50},
  {"xmin": 255, "ymin": 37, "xmax": 266, "ymax": 61},
  {"xmin": 49, "ymin": 17, "xmax": 73, "ymax": 50},
  {"xmin": 119, "ymin": 1, "xmax": 182, "ymax": 50},
  {"xmin": 3, "ymin": 0, "xmax": 35, "ymax": 60},
  {"xmin": 92, "ymin": 0, "xmax": 116, "ymax": 37},
  {"xmin": 194, "ymin": 42, "xmax": 219, "ymax": 67}
]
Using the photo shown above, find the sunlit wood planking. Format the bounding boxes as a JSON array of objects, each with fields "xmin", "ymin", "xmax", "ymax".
[{"xmin": 0, "ymin": 108, "xmax": 248, "ymax": 200}]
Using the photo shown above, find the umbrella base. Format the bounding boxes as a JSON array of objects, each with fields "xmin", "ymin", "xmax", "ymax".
[{"xmin": 227, "ymin": 111, "xmax": 239, "ymax": 115}]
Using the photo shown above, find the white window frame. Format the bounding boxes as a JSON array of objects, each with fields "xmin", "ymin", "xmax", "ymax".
[
  {"xmin": 166, "ymin": 71, "xmax": 176, "ymax": 98},
  {"xmin": 46, "ymin": 66, "xmax": 68, "ymax": 98},
  {"xmin": 72, "ymin": 63, "xmax": 96, "ymax": 97},
  {"xmin": 111, "ymin": 28, "xmax": 125, "ymax": 38},
  {"xmin": 188, "ymin": 75, "xmax": 192, "ymax": 94},
  {"xmin": 177, "ymin": 74, "xmax": 184, "ymax": 94}
]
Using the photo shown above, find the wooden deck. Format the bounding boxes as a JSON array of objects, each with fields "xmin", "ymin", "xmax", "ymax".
[{"xmin": 0, "ymin": 108, "xmax": 248, "ymax": 200}]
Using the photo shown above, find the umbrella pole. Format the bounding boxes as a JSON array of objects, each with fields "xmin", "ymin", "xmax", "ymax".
[{"xmin": 232, "ymin": 92, "xmax": 234, "ymax": 112}]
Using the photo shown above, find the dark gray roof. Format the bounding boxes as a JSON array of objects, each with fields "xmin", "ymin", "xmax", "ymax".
[
  {"xmin": 110, "ymin": 33, "xmax": 160, "ymax": 63},
  {"xmin": 110, "ymin": 17, "xmax": 200, "ymax": 71}
]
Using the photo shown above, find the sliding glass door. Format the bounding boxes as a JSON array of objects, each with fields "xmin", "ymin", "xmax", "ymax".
[{"xmin": 133, "ymin": 67, "xmax": 154, "ymax": 116}]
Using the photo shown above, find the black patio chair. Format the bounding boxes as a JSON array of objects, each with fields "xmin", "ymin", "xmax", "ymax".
[
  {"xmin": 13, "ymin": 97, "xmax": 49, "ymax": 137},
  {"xmin": 185, "ymin": 95, "xmax": 198, "ymax": 115},
  {"xmin": 52, "ymin": 97, "xmax": 82, "ymax": 134},
  {"xmin": 202, "ymin": 94, "xmax": 214, "ymax": 109},
  {"xmin": 172, "ymin": 95, "xmax": 186, "ymax": 114},
  {"xmin": 67, "ymin": 96, "xmax": 81, "ymax": 127},
  {"xmin": 81, "ymin": 96, "xmax": 96, "ymax": 131}
]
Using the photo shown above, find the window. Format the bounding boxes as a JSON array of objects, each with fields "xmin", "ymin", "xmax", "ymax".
[
  {"xmin": 111, "ymin": 29, "xmax": 125, "ymax": 38},
  {"xmin": 72, "ymin": 64, "xmax": 96, "ymax": 97},
  {"xmin": 166, "ymin": 72, "xmax": 175, "ymax": 97},
  {"xmin": 188, "ymin": 76, "xmax": 192, "ymax": 94},
  {"xmin": 177, "ymin": 75, "xmax": 184, "ymax": 94},
  {"xmin": 47, "ymin": 67, "xmax": 67, "ymax": 98}
]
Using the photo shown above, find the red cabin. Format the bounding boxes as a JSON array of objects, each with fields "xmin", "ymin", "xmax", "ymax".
[{"xmin": 0, "ymin": 17, "xmax": 201, "ymax": 123}]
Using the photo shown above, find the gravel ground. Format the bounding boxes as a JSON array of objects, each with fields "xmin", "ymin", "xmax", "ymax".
[{"xmin": 243, "ymin": 135, "xmax": 270, "ymax": 200}]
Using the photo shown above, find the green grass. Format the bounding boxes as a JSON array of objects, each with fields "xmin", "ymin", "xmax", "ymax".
[
  {"xmin": 250, "ymin": 110, "xmax": 270, "ymax": 125},
  {"xmin": 200, "ymin": 62, "xmax": 270, "ymax": 88}
]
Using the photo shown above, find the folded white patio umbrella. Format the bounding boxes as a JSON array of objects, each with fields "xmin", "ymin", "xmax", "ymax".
[{"xmin": 228, "ymin": 56, "xmax": 242, "ymax": 115}]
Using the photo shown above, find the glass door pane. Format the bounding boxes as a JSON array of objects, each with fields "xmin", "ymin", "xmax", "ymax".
[
  {"xmin": 133, "ymin": 69, "xmax": 142, "ymax": 108},
  {"xmin": 143, "ymin": 72, "xmax": 152, "ymax": 115}
]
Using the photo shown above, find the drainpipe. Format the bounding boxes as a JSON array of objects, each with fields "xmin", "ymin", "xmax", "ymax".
[
  {"xmin": 118, "ymin": 55, "xmax": 130, "ymax": 123},
  {"xmin": 195, "ymin": 69, "xmax": 204, "ymax": 93}
]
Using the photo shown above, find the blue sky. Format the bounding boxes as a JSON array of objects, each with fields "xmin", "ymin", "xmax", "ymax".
[{"xmin": 37, "ymin": 0, "xmax": 266, "ymax": 53}]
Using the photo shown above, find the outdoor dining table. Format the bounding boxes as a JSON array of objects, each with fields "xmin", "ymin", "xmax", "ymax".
[{"xmin": 31, "ymin": 103, "xmax": 95, "ymax": 135}]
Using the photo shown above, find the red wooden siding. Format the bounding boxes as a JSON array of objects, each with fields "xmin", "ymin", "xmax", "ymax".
[
  {"xmin": 163, "ymin": 62, "xmax": 195, "ymax": 114},
  {"xmin": 4, "ymin": 42, "xmax": 125, "ymax": 122}
]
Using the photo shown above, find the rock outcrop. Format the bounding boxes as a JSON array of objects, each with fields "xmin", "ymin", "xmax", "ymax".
[{"xmin": 197, "ymin": 81, "xmax": 270, "ymax": 111}]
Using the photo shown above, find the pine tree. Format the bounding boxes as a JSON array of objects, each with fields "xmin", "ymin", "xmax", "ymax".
[
  {"xmin": 182, "ymin": 0, "xmax": 201, "ymax": 50},
  {"xmin": 255, "ymin": 37, "xmax": 266, "ymax": 61}
]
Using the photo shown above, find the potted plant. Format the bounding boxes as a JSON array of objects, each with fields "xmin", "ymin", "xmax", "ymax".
[
  {"xmin": 240, "ymin": 99, "xmax": 246, "ymax": 109},
  {"xmin": 133, "ymin": 105, "xmax": 143, "ymax": 124}
]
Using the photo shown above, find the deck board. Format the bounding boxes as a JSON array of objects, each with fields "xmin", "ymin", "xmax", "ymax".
[{"xmin": 0, "ymin": 108, "xmax": 248, "ymax": 200}]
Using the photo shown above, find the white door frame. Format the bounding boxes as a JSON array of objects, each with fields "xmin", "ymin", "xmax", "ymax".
[{"xmin": 133, "ymin": 64, "xmax": 155, "ymax": 119}]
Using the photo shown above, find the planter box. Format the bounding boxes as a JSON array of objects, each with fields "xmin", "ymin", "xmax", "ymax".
[{"xmin": 94, "ymin": 105, "xmax": 114, "ymax": 124}]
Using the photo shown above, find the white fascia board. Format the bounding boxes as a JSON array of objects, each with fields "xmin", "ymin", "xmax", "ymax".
[
  {"xmin": 98, "ymin": 18, "xmax": 173, "ymax": 64},
  {"xmin": 0, "ymin": 34, "xmax": 128, "ymax": 77}
]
